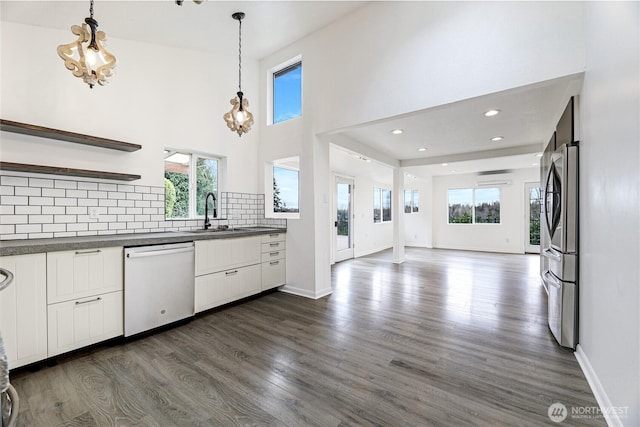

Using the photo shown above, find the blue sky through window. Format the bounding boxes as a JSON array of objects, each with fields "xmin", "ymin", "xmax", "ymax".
[
  {"xmin": 274, "ymin": 62, "xmax": 302, "ymax": 124},
  {"xmin": 274, "ymin": 166, "xmax": 299, "ymax": 211}
]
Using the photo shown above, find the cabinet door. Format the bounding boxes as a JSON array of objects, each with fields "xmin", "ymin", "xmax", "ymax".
[
  {"xmin": 47, "ymin": 247, "xmax": 123, "ymax": 304},
  {"xmin": 0, "ymin": 254, "xmax": 47, "ymax": 369},
  {"xmin": 262, "ymin": 259, "xmax": 286, "ymax": 291},
  {"xmin": 195, "ymin": 236, "xmax": 260, "ymax": 276},
  {"xmin": 47, "ymin": 291, "xmax": 123, "ymax": 357},
  {"xmin": 195, "ymin": 264, "xmax": 261, "ymax": 313}
]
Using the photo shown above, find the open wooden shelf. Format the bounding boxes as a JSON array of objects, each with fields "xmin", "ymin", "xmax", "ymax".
[
  {"xmin": 0, "ymin": 162, "xmax": 141, "ymax": 182},
  {"xmin": 0, "ymin": 119, "xmax": 142, "ymax": 152}
]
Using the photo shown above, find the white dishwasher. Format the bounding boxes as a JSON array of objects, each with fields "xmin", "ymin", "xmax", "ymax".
[{"xmin": 124, "ymin": 242, "xmax": 195, "ymax": 337}]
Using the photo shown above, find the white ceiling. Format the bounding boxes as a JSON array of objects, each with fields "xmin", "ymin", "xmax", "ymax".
[
  {"xmin": 0, "ymin": 1, "xmax": 365, "ymax": 59},
  {"xmin": 2, "ymin": 1, "xmax": 582, "ymax": 180}
]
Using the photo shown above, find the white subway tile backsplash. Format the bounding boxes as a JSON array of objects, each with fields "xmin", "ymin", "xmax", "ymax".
[
  {"xmin": 16, "ymin": 224, "xmax": 41, "ymax": 234},
  {"xmin": 77, "ymin": 182, "xmax": 98, "ymax": 190},
  {"xmin": 0, "ymin": 174, "xmax": 285, "ymax": 240},
  {"xmin": 43, "ymin": 224, "xmax": 66, "ymax": 233},
  {"xmin": 99, "ymin": 183, "xmax": 118, "ymax": 191},
  {"xmin": 15, "ymin": 187, "xmax": 41, "ymax": 197},
  {"xmin": 29, "ymin": 215, "xmax": 54, "ymax": 224},
  {"xmin": 42, "ymin": 188, "xmax": 65, "ymax": 197},
  {"xmin": 1, "ymin": 215, "xmax": 27, "ymax": 224},
  {"xmin": 66, "ymin": 189, "xmax": 88, "ymax": 198},
  {"xmin": 1, "ymin": 176, "xmax": 28, "ymax": 186},
  {"xmin": 30, "ymin": 197, "xmax": 54, "ymax": 206},
  {"xmin": 54, "ymin": 198, "xmax": 77, "ymax": 207},
  {"xmin": 54, "ymin": 180, "xmax": 77, "ymax": 189},
  {"xmin": 15, "ymin": 206, "xmax": 41, "ymax": 215},
  {"xmin": 54, "ymin": 215, "xmax": 76, "ymax": 223},
  {"xmin": 2, "ymin": 195, "xmax": 28, "ymax": 205},
  {"xmin": 42, "ymin": 206, "xmax": 65, "ymax": 215},
  {"xmin": 78, "ymin": 199, "xmax": 98, "ymax": 207}
]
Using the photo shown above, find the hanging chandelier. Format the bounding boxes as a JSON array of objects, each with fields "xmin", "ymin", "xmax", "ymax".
[
  {"xmin": 223, "ymin": 12, "xmax": 254, "ymax": 137},
  {"xmin": 57, "ymin": 0, "xmax": 116, "ymax": 89}
]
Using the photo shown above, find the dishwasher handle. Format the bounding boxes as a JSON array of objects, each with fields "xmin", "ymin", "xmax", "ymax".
[
  {"xmin": 0, "ymin": 268, "xmax": 14, "ymax": 292},
  {"xmin": 126, "ymin": 246, "xmax": 194, "ymax": 259}
]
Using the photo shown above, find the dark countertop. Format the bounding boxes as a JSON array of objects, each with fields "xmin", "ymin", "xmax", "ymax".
[{"xmin": 0, "ymin": 227, "xmax": 286, "ymax": 256}]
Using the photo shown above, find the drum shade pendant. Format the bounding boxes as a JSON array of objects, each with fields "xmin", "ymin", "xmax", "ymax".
[
  {"xmin": 223, "ymin": 12, "xmax": 254, "ymax": 137},
  {"xmin": 57, "ymin": 0, "xmax": 116, "ymax": 89}
]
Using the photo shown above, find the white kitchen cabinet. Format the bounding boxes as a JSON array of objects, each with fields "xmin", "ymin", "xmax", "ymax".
[
  {"xmin": 46, "ymin": 246, "xmax": 124, "ymax": 356},
  {"xmin": 0, "ymin": 253, "xmax": 48, "ymax": 369},
  {"xmin": 195, "ymin": 264, "xmax": 261, "ymax": 312},
  {"xmin": 195, "ymin": 236, "xmax": 261, "ymax": 276},
  {"xmin": 261, "ymin": 233, "xmax": 286, "ymax": 291},
  {"xmin": 47, "ymin": 291, "xmax": 123, "ymax": 356},
  {"xmin": 47, "ymin": 247, "xmax": 123, "ymax": 304}
]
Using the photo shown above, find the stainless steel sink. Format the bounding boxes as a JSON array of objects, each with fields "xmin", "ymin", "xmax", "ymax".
[{"xmin": 189, "ymin": 227, "xmax": 235, "ymax": 233}]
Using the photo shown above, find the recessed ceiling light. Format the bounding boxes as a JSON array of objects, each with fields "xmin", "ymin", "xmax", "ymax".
[
  {"xmin": 536, "ymin": 153, "xmax": 543, "ymax": 157},
  {"xmin": 484, "ymin": 109, "xmax": 500, "ymax": 117},
  {"xmin": 532, "ymin": 163, "xmax": 538, "ymax": 166},
  {"xmin": 442, "ymin": 163, "xmax": 448, "ymax": 166},
  {"xmin": 491, "ymin": 136, "xmax": 504, "ymax": 142},
  {"xmin": 391, "ymin": 129, "xmax": 404, "ymax": 135},
  {"xmin": 418, "ymin": 147, "xmax": 427, "ymax": 152}
]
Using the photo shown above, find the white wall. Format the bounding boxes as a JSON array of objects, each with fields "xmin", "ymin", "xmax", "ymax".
[
  {"xmin": 432, "ymin": 168, "xmax": 539, "ymax": 254},
  {"xmin": 0, "ymin": 22, "xmax": 259, "ymax": 193},
  {"xmin": 578, "ymin": 2, "xmax": 639, "ymax": 426},
  {"xmin": 259, "ymin": 1, "xmax": 587, "ymax": 295},
  {"xmin": 403, "ymin": 176, "xmax": 433, "ymax": 248},
  {"xmin": 352, "ymin": 175, "xmax": 393, "ymax": 258}
]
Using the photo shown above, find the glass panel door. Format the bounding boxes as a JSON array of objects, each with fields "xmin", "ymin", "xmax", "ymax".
[
  {"xmin": 525, "ymin": 182, "xmax": 542, "ymax": 253},
  {"xmin": 335, "ymin": 177, "xmax": 354, "ymax": 262}
]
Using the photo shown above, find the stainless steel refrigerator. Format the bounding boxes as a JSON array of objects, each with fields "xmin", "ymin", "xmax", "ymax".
[{"xmin": 541, "ymin": 97, "xmax": 579, "ymax": 350}]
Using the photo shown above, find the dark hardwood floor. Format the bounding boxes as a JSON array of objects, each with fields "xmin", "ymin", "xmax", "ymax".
[{"xmin": 10, "ymin": 248, "xmax": 604, "ymax": 426}]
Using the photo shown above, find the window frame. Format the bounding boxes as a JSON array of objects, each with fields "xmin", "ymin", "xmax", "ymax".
[
  {"xmin": 404, "ymin": 189, "xmax": 420, "ymax": 214},
  {"xmin": 164, "ymin": 149, "xmax": 222, "ymax": 220},
  {"xmin": 268, "ymin": 55, "xmax": 303, "ymax": 125},
  {"xmin": 447, "ymin": 187, "xmax": 501, "ymax": 224},
  {"xmin": 265, "ymin": 157, "xmax": 301, "ymax": 220},
  {"xmin": 373, "ymin": 187, "xmax": 392, "ymax": 223}
]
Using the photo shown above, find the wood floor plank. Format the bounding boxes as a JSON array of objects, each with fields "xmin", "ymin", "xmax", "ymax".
[{"xmin": 9, "ymin": 248, "xmax": 605, "ymax": 426}]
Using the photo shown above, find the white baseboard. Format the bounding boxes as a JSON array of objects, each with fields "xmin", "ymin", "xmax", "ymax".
[
  {"xmin": 279, "ymin": 284, "xmax": 333, "ymax": 300},
  {"xmin": 575, "ymin": 344, "xmax": 623, "ymax": 427}
]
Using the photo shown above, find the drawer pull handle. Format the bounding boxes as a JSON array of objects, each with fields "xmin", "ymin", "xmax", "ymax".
[
  {"xmin": 225, "ymin": 270, "xmax": 239, "ymax": 276},
  {"xmin": 269, "ymin": 243, "xmax": 279, "ymax": 247},
  {"xmin": 269, "ymin": 252, "xmax": 280, "ymax": 256},
  {"xmin": 75, "ymin": 249, "xmax": 102, "ymax": 255},
  {"xmin": 75, "ymin": 297, "xmax": 102, "ymax": 305},
  {"xmin": 270, "ymin": 261, "xmax": 280, "ymax": 266},
  {"xmin": 269, "ymin": 234, "xmax": 280, "ymax": 237}
]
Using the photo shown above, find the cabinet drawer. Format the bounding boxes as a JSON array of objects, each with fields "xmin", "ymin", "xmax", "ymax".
[
  {"xmin": 261, "ymin": 232, "xmax": 285, "ymax": 244},
  {"xmin": 195, "ymin": 236, "xmax": 261, "ymax": 276},
  {"xmin": 47, "ymin": 290, "xmax": 123, "ymax": 357},
  {"xmin": 261, "ymin": 241, "xmax": 285, "ymax": 253},
  {"xmin": 47, "ymin": 247, "xmax": 123, "ymax": 304},
  {"xmin": 261, "ymin": 249, "xmax": 285, "ymax": 263},
  {"xmin": 195, "ymin": 264, "xmax": 261, "ymax": 313},
  {"xmin": 262, "ymin": 259, "xmax": 285, "ymax": 291}
]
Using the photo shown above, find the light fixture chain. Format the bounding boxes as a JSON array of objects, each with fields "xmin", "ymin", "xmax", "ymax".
[
  {"xmin": 89, "ymin": 0, "xmax": 94, "ymax": 19},
  {"xmin": 238, "ymin": 18, "xmax": 242, "ymax": 92}
]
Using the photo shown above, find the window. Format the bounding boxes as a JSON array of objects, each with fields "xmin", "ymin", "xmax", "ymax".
[
  {"xmin": 273, "ymin": 166, "xmax": 299, "ymax": 213},
  {"xmin": 273, "ymin": 61, "xmax": 302, "ymax": 124},
  {"xmin": 373, "ymin": 187, "xmax": 392, "ymax": 223},
  {"xmin": 404, "ymin": 190, "xmax": 419, "ymax": 213},
  {"xmin": 474, "ymin": 188, "xmax": 501, "ymax": 223},
  {"xmin": 164, "ymin": 151, "xmax": 219, "ymax": 219},
  {"xmin": 448, "ymin": 188, "xmax": 500, "ymax": 224}
]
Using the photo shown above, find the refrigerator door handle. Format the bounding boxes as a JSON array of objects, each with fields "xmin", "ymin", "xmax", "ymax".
[
  {"xmin": 543, "ymin": 248, "xmax": 562, "ymax": 261},
  {"xmin": 543, "ymin": 270, "xmax": 561, "ymax": 288}
]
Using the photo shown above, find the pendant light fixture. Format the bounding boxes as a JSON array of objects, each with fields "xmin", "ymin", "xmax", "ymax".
[
  {"xmin": 223, "ymin": 12, "xmax": 254, "ymax": 137},
  {"xmin": 57, "ymin": 0, "xmax": 116, "ymax": 89}
]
